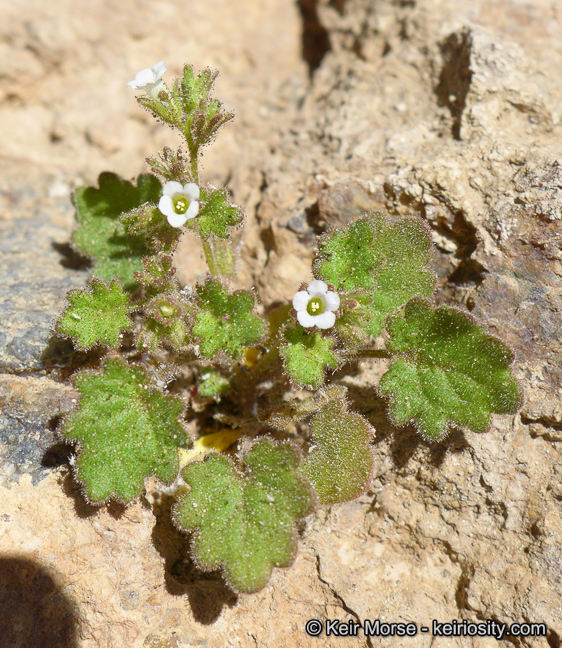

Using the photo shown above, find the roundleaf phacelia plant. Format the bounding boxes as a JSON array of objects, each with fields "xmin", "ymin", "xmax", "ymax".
[{"xmin": 54, "ymin": 61, "xmax": 523, "ymax": 594}]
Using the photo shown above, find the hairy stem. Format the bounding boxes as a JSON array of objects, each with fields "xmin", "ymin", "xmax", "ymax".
[
  {"xmin": 190, "ymin": 144, "xmax": 199, "ymax": 183},
  {"xmin": 201, "ymin": 236, "xmax": 237, "ymax": 277}
]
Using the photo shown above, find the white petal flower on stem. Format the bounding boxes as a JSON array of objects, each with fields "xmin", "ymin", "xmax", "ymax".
[
  {"xmin": 292, "ymin": 280, "xmax": 340, "ymax": 330},
  {"xmin": 158, "ymin": 181, "xmax": 200, "ymax": 228},
  {"xmin": 127, "ymin": 61, "xmax": 167, "ymax": 97}
]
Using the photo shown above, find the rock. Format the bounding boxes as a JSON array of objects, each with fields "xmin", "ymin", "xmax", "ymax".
[
  {"xmin": 0, "ymin": 180, "xmax": 88, "ymax": 373},
  {"xmin": 0, "ymin": 375, "xmax": 77, "ymax": 487}
]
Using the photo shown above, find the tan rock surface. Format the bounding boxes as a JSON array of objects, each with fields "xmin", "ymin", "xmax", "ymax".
[{"xmin": 1, "ymin": 0, "xmax": 561, "ymax": 647}]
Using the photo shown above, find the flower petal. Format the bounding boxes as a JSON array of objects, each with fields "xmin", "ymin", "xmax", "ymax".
[
  {"xmin": 152, "ymin": 61, "xmax": 167, "ymax": 81},
  {"xmin": 158, "ymin": 195, "xmax": 174, "ymax": 218},
  {"xmin": 146, "ymin": 80, "xmax": 165, "ymax": 97},
  {"xmin": 183, "ymin": 183, "xmax": 200, "ymax": 201},
  {"xmin": 130, "ymin": 67, "xmax": 156, "ymax": 87},
  {"xmin": 324, "ymin": 291, "xmax": 340, "ymax": 311},
  {"xmin": 308, "ymin": 280, "xmax": 328, "ymax": 295},
  {"xmin": 184, "ymin": 201, "xmax": 199, "ymax": 220},
  {"xmin": 167, "ymin": 211, "xmax": 188, "ymax": 228},
  {"xmin": 162, "ymin": 181, "xmax": 184, "ymax": 197},
  {"xmin": 314, "ymin": 311, "xmax": 336, "ymax": 329},
  {"xmin": 292, "ymin": 291, "xmax": 310, "ymax": 311},
  {"xmin": 297, "ymin": 311, "xmax": 317, "ymax": 328}
]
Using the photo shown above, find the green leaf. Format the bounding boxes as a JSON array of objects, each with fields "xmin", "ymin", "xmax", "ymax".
[
  {"xmin": 71, "ymin": 172, "xmax": 162, "ymax": 288},
  {"xmin": 137, "ymin": 91, "xmax": 183, "ymax": 134},
  {"xmin": 56, "ymin": 279, "xmax": 133, "ymax": 350},
  {"xmin": 180, "ymin": 65, "xmax": 219, "ymax": 115},
  {"xmin": 138, "ymin": 318, "xmax": 189, "ymax": 353},
  {"xmin": 314, "ymin": 219, "xmax": 382, "ymax": 292},
  {"xmin": 192, "ymin": 278, "xmax": 266, "ymax": 359},
  {"xmin": 195, "ymin": 187, "xmax": 244, "ymax": 240},
  {"xmin": 139, "ymin": 65, "xmax": 234, "ymax": 152},
  {"xmin": 280, "ymin": 325, "xmax": 340, "ymax": 389},
  {"xmin": 378, "ymin": 299, "xmax": 523, "ymax": 440},
  {"xmin": 314, "ymin": 214, "xmax": 436, "ymax": 337},
  {"xmin": 174, "ymin": 439, "xmax": 315, "ymax": 593},
  {"xmin": 301, "ymin": 397, "xmax": 375, "ymax": 504},
  {"xmin": 60, "ymin": 359, "xmax": 189, "ymax": 503}
]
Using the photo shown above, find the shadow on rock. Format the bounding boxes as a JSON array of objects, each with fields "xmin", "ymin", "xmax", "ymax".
[
  {"xmin": 51, "ymin": 241, "xmax": 92, "ymax": 272},
  {"xmin": 60, "ymin": 472, "xmax": 127, "ymax": 520},
  {"xmin": 0, "ymin": 555, "xmax": 79, "ymax": 648},
  {"xmin": 40, "ymin": 333, "xmax": 104, "ymax": 374},
  {"xmin": 41, "ymin": 438, "xmax": 74, "ymax": 471},
  {"xmin": 150, "ymin": 494, "xmax": 237, "ymax": 624},
  {"xmin": 344, "ymin": 383, "xmax": 470, "ymax": 468}
]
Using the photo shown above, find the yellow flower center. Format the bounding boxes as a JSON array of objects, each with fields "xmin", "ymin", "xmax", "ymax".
[
  {"xmin": 172, "ymin": 194, "xmax": 189, "ymax": 214},
  {"xmin": 307, "ymin": 296, "xmax": 325, "ymax": 316}
]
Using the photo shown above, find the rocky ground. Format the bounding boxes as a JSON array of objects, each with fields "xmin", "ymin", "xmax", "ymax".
[{"xmin": 0, "ymin": 0, "xmax": 561, "ymax": 647}]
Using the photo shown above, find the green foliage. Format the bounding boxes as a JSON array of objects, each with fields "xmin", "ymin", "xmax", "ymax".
[
  {"xmin": 137, "ymin": 66, "xmax": 234, "ymax": 155},
  {"xmin": 60, "ymin": 359, "xmax": 189, "ymax": 503},
  {"xmin": 134, "ymin": 254, "xmax": 189, "ymax": 352},
  {"xmin": 334, "ymin": 292, "xmax": 373, "ymax": 352},
  {"xmin": 192, "ymin": 278, "xmax": 266, "ymax": 359},
  {"xmin": 378, "ymin": 299, "xmax": 523, "ymax": 439},
  {"xmin": 134, "ymin": 253, "xmax": 178, "ymax": 300},
  {"xmin": 120, "ymin": 203, "xmax": 181, "ymax": 254},
  {"xmin": 138, "ymin": 293, "xmax": 190, "ymax": 352},
  {"xmin": 56, "ymin": 279, "xmax": 133, "ymax": 350},
  {"xmin": 261, "ymin": 385, "xmax": 347, "ymax": 431},
  {"xmin": 314, "ymin": 219, "xmax": 381, "ymax": 292},
  {"xmin": 195, "ymin": 187, "xmax": 243, "ymax": 240},
  {"xmin": 174, "ymin": 439, "xmax": 315, "ymax": 593},
  {"xmin": 147, "ymin": 147, "xmax": 192, "ymax": 183},
  {"xmin": 197, "ymin": 369, "xmax": 231, "ymax": 398},
  {"xmin": 314, "ymin": 215, "xmax": 435, "ymax": 337},
  {"xmin": 301, "ymin": 398, "xmax": 374, "ymax": 504},
  {"xmin": 280, "ymin": 325, "xmax": 339, "ymax": 389},
  {"xmin": 72, "ymin": 172, "xmax": 162, "ymax": 288},
  {"xmin": 177, "ymin": 65, "xmax": 235, "ymax": 149}
]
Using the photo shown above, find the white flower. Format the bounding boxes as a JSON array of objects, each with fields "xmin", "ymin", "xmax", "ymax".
[
  {"xmin": 158, "ymin": 181, "xmax": 200, "ymax": 227},
  {"xmin": 292, "ymin": 280, "xmax": 340, "ymax": 329},
  {"xmin": 127, "ymin": 61, "xmax": 167, "ymax": 97}
]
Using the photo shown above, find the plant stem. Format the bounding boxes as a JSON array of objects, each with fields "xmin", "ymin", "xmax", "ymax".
[
  {"xmin": 190, "ymin": 145, "xmax": 199, "ymax": 183},
  {"xmin": 201, "ymin": 235, "xmax": 238, "ymax": 278}
]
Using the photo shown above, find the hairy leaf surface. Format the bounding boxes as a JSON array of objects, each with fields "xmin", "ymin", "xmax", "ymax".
[
  {"xmin": 195, "ymin": 187, "xmax": 243, "ymax": 240},
  {"xmin": 60, "ymin": 359, "xmax": 189, "ymax": 503},
  {"xmin": 192, "ymin": 279, "xmax": 266, "ymax": 359},
  {"xmin": 174, "ymin": 439, "xmax": 314, "ymax": 593},
  {"xmin": 378, "ymin": 299, "xmax": 523, "ymax": 439},
  {"xmin": 301, "ymin": 398, "xmax": 374, "ymax": 504},
  {"xmin": 314, "ymin": 215, "xmax": 435, "ymax": 337},
  {"xmin": 280, "ymin": 325, "xmax": 339, "ymax": 389},
  {"xmin": 71, "ymin": 172, "xmax": 162, "ymax": 288},
  {"xmin": 56, "ymin": 279, "xmax": 133, "ymax": 350}
]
